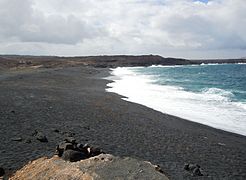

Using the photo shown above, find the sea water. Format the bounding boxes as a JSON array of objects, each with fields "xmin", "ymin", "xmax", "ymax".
[{"xmin": 106, "ymin": 64, "xmax": 246, "ymax": 136}]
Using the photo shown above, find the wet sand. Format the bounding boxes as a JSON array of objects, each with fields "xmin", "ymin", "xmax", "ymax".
[{"xmin": 0, "ymin": 66, "xmax": 246, "ymax": 179}]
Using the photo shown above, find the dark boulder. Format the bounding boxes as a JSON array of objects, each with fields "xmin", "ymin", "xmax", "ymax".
[
  {"xmin": 88, "ymin": 147, "xmax": 104, "ymax": 157},
  {"xmin": 54, "ymin": 145, "xmax": 63, "ymax": 157},
  {"xmin": 55, "ymin": 141, "xmax": 76, "ymax": 157},
  {"xmin": 59, "ymin": 142, "xmax": 74, "ymax": 151},
  {"xmin": 76, "ymin": 143, "xmax": 84, "ymax": 150},
  {"xmin": 76, "ymin": 143, "xmax": 89, "ymax": 154},
  {"xmin": 54, "ymin": 139, "xmax": 104, "ymax": 162},
  {"xmin": 62, "ymin": 150, "xmax": 88, "ymax": 162}
]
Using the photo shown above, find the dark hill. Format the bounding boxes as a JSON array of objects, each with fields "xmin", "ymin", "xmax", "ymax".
[
  {"xmin": 0, "ymin": 55, "xmax": 192, "ymax": 70},
  {"xmin": 0, "ymin": 55, "xmax": 245, "ymax": 70}
]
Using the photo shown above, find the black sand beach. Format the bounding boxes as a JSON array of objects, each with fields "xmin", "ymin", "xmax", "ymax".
[{"xmin": 0, "ymin": 65, "xmax": 246, "ymax": 179}]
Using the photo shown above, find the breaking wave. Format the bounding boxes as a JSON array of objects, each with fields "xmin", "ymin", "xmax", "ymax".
[{"xmin": 106, "ymin": 66, "xmax": 246, "ymax": 136}]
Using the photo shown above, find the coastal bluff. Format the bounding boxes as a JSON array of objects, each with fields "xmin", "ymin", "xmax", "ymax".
[
  {"xmin": 1, "ymin": 55, "xmax": 245, "ymax": 71},
  {"xmin": 9, "ymin": 154, "xmax": 168, "ymax": 180}
]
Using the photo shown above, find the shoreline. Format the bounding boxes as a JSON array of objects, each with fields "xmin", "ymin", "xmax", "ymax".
[
  {"xmin": 0, "ymin": 66, "xmax": 246, "ymax": 179},
  {"xmin": 105, "ymin": 65, "xmax": 246, "ymax": 137}
]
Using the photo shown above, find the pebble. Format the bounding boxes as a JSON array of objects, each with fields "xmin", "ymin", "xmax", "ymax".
[
  {"xmin": 53, "ymin": 129, "xmax": 59, "ymax": 133},
  {"xmin": 33, "ymin": 130, "xmax": 48, "ymax": 142},
  {"xmin": 184, "ymin": 163, "xmax": 203, "ymax": 177},
  {"xmin": 10, "ymin": 110, "xmax": 15, "ymax": 114},
  {"xmin": 218, "ymin": 143, "xmax": 226, "ymax": 146},
  {"xmin": 25, "ymin": 139, "xmax": 32, "ymax": 144},
  {"xmin": 192, "ymin": 167, "xmax": 203, "ymax": 176},
  {"xmin": 155, "ymin": 165, "xmax": 164, "ymax": 174},
  {"xmin": 11, "ymin": 137, "xmax": 22, "ymax": 142}
]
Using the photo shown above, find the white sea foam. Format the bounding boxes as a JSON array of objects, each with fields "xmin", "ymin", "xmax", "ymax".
[
  {"xmin": 106, "ymin": 67, "xmax": 246, "ymax": 136},
  {"xmin": 201, "ymin": 63, "xmax": 224, "ymax": 66},
  {"xmin": 150, "ymin": 65, "xmax": 184, "ymax": 68}
]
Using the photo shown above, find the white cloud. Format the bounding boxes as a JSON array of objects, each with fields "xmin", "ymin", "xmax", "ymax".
[{"xmin": 0, "ymin": 0, "xmax": 245, "ymax": 58}]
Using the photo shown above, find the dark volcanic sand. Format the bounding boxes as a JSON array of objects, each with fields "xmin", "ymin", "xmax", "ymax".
[{"xmin": 0, "ymin": 66, "xmax": 246, "ymax": 179}]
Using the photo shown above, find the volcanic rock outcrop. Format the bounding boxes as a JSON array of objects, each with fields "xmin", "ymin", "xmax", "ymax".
[{"xmin": 10, "ymin": 154, "xmax": 169, "ymax": 180}]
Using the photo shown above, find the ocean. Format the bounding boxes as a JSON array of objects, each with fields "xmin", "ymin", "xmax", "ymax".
[{"xmin": 106, "ymin": 63, "xmax": 246, "ymax": 136}]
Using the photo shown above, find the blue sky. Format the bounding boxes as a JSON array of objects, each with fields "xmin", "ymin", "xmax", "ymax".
[{"xmin": 197, "ymin": 0, "xmax": 209, "ymax": 3}]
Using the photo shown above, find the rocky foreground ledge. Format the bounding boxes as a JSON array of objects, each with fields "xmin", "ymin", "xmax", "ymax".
[
  {"xmin": 9, "ymin": 154, "xmax": 168, "ymax": 180},
  {"xmin": 6, "ymin": 137, "xmax": 169, "ymax": 180}
]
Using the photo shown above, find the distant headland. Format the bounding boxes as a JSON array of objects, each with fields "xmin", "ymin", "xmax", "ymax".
[{"xmin": 0, "ymin": 55, "xmax": 245, "ymax": 70}]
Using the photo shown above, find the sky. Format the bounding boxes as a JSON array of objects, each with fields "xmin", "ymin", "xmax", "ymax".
[{"xmin": 0, "ymin": 0, "xmax": 245, "ymax": 59}]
